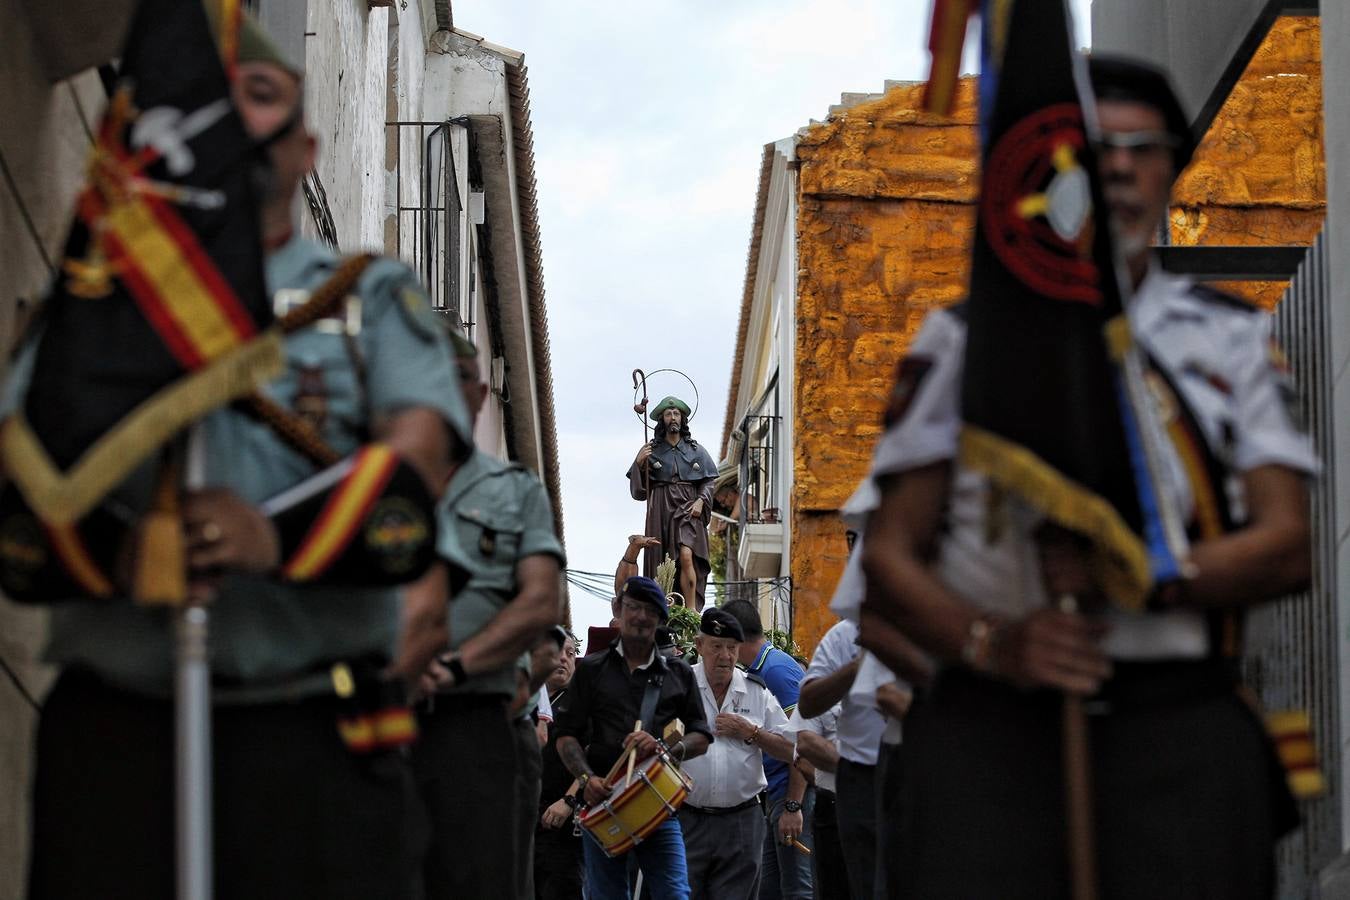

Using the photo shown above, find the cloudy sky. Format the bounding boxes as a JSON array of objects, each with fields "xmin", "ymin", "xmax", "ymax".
[{"xmin": 450, "ymin": 0, "xmax": 1092, "ymax": 637}]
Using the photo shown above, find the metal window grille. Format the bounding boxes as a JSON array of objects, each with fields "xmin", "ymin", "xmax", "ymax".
[
  {"xmin": 1243, "ymin": 230, "xmax": 1339, "ymax": 898},
  {"xmin": 740, "ymin": 414, "xmax": 781, "ymax": 527},
  {"xmin": 386, "ymin": 120, "xmax": 464, "ymax": 327}
]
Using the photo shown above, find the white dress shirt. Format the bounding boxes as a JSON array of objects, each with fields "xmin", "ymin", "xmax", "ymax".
[
  {"xmin": 787, "ymin": 705, "xmax": 840, "ymax": 793},
  {"xmin": 850, "ymin": 652, "xmax": 902, "ymax": 745},
  {"xmin": 804, "ymin": 620, "xmax": 888, "ymax": 765},
  {"xmin": 861, "ymin": 265, "xmax": 1317, "ymax": 660},
  {"xmin": 682, "ymin": 662, "xmax": 790, "ymax": 808}
]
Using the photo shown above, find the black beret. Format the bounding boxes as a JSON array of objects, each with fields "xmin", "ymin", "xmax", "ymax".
[
  {"xmin": 1088, "ymin": 54, "xmax": 1197, "ymax": 173},
  {"xmin": 622, "ymin": 576, "xmax": 669, "ymax": 623},
  {"xmin": 700, "ymin": 607, "xmax": 745, "ymax": 643}
]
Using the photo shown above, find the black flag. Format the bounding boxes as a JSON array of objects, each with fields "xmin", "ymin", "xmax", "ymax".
[
  {"xmin": 3, "ymin": 0, "xmax": 279, "ymax": 527},
  {"xmin": 958, "ymin": 0, "xmax": 1178, "ymax": 608}
]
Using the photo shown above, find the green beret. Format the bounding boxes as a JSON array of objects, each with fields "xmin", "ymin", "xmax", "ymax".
[
  {"xmin": 205, "ymin": 5, "xmax": 302, "ymax": 77},
  {"xmin": 649, "ymin": 396, "xmax": 691, "ymax": 423}
]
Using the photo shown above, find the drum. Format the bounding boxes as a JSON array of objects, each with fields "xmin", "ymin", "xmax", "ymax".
[{"xmin": 578, "ymin": 749, "xmax": 693, "ymax": 857}]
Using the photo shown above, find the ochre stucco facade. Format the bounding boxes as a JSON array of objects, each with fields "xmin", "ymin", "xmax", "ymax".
[
  {"xmin": 791, "ymin": 80, "xmax": 979, "ymax": 652},
  {"xmin": 787, "ymin": 19, "xmax": 1324, "ymax": 656}
]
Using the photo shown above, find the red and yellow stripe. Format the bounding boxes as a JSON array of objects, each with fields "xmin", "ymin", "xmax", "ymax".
[
  {"xmin": 923, "ymin": 0, "xmax": 977, "ymax": 114},
  {"xmin": 43, "ymin": 523, "xmax": 114, "ymax": 598},
  {"xmin": 283, "ymin": 445, "xmax": 400, "ymax": 582},
  {"xmin": 80, "ymin": 175, "xmax": 257, "ymax": 370},
  {"xmin": 338, "ymin": 707, "xmax": 418, "ymax": 753},
  {"xmin": 1268, "ymin": 710, "xmax": 1325, "ymax": 799}
]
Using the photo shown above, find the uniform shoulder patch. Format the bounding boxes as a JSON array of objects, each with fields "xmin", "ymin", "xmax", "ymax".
[
  {"xmin": 883, "ymin": 355, "xmax": 934, "ymax": 427},
  {"xmin": 359, "ymin": 257, "xmax": 442, "ymax": 343},
  {"xmin": 744, "ymin": 670, "xmax": 769, "ymax": 691},
  {"xmin": 1188, "ymin": 283, "xmax": 1259, "ymax": 315},
  {"xmin": 394, "ymin": 283, "xmax": 442, "ymax": 343}
]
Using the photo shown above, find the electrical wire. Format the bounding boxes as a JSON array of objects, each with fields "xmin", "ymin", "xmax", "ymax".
[
  {"xmin": 0, "ymin": 653, "xmax": 40, "ymax": 712},
  {"xmin": 0, "ymin": 144, "xmax": 56, "ymax": 276}
]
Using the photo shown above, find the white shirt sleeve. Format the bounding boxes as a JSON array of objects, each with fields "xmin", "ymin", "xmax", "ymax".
[
  {"xmin": 849, "ymin": 652, "xmax": 900, "ymax": 710},
  {"xmin": 804, "ymin": 620, "xmax": 860, "ymax": 682},
  {"xmin": 535, "ymin": 687, "xmax": 553, "ymax": 722},
  {"xmin": 762, "ymin": 689, "xmax": 791, "ymax": 738},
  {"xmin": 870, "ymin": 308, "xmax": 966, "ymax": 479},
  {"xmin": 1229, "ymin": 316, "xmax": 1319, "ymax": 475}
]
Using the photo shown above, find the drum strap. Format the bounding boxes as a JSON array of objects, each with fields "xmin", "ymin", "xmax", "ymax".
[{"xmin": 638, "ymin": 671, "xmax": 664, "ymax": 737}]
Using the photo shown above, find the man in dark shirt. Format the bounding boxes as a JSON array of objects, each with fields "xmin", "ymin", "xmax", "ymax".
[
  {"xmin": 554, "ymin": 576, "xmax": 712, "ymax": 900},
  {"xmin": 535, "ymin": 631, "xmax": 583, "ymax": 899}
]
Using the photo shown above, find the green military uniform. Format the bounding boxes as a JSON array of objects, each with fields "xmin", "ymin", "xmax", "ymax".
[
  {"xmin": 23, "ymin": 236, "xmax": 470, "ymax": 899},
  {"xmin": 415, "ymin": 447, "xmax": 565, "ymax": 900}
]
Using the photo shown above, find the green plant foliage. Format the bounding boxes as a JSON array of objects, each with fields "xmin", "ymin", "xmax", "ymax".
[
  {"xmin": 666, "ymin": 604, "xmax": 702, "ymax": 663},
  {"xmin": 709, "ymin": 531, "xmax": 727, "ymax": 584},
  {"xmin": 765, "ymin": 627, "xmax": 803, "ymax": 663}
]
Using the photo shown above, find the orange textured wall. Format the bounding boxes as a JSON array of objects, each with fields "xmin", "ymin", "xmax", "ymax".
[
  {"xmin": 1169, "ymin": 17, "xmax": 1324, "ymax": 308},
  {"xmin": 790, "ymin": 81, "xmax": 979, "ymax": 653}
]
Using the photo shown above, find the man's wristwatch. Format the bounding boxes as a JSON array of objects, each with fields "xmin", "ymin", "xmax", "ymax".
[
  {"xmin": 578, "ymin": 772, "xmax": 592, "ymax": 792},
  {"xmin": 784, "ymin": 799, "xmax": 803, "ymax": 813},
  {"xmin": 563, "ymin": 794, "xmax": 580, "ymax": 810}
]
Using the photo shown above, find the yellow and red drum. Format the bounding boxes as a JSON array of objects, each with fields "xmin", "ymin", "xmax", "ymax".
[{"xmin": 578, "ymin": 749, "xmax": 693, "ymax": 857}]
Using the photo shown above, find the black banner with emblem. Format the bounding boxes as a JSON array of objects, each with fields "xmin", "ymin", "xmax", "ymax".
[
  {"xmin": 957, "ymin": 0, "xmax": 1152, "ymax": 605},
  {"xmin": 4, "ymin": 0, "xmax": 277, "ymax": 528}
]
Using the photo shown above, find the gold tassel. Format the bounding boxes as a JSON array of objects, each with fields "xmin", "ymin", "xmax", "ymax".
[{"xmin": 134, "ymin": 455, "xmax": 187, "ymax": 606}]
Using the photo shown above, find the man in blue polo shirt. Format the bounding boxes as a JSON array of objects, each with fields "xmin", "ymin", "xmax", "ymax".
[{"xmin": 721, "ymin": 600, "xmax": 813, "ymax": 900}]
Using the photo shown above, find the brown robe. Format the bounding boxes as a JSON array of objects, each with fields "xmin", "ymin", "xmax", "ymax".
[{"xmin": 628, "ymin": 449, "xmax": 715, "ymax": 608}]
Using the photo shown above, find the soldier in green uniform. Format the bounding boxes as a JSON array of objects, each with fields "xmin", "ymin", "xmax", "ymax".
[
  {"xmin": 411, "ymin": 332, "xmax": 566, "ymax": 900},
  {"xmin": 15, "ymin": 15, "xmax": 470, "ymax": 900}
]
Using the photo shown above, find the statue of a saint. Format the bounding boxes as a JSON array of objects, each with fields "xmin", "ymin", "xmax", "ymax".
[{"xmin": 626, "ymin": 396, "xmax": 717, "ymax": 610}]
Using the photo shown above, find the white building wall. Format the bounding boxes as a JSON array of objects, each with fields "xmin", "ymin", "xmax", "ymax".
[
  {"xmin": 0, "ymin": 6, "xmax": 107, "ymax": 893},
  {"xmin": 304, "ymin": 1, "xmax": 390, "ymax": 250}
]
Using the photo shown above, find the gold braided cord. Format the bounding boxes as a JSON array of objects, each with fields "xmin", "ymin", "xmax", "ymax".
[
  {"xmin": 243, "ymin": 392, "xmax": 340, "ymax": 468},
  {"xmin": 958, "ymin": 425, "xmax": 1151, "ymax": 611},
  {"xmin": 2, "ymin": 331, "xmax": 285, "ymax": 526}
]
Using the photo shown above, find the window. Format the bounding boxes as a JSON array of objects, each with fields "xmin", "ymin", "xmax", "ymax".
[{"xmin": 386, "ymin": 120, "xmax": 467, "ymax": 328}]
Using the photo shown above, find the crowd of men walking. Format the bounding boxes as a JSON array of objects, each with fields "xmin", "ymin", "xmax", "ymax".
[{"xmin": 7, "ymin": 2, "xmax": 1320, "ymax": 899}]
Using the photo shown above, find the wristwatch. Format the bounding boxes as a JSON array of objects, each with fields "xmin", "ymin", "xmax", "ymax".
[
  {"xmin": 784, "ymin": 799, "xmax": 803, "ymax": 813},
  {"xmin": 563, "ymin": 794, "xmax": 580, "ymax": 810}
]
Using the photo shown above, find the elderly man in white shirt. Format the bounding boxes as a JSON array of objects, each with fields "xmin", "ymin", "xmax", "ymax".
[{"xmin": 679, "ymin": 607, "xmax": 795, "ymax": 900}]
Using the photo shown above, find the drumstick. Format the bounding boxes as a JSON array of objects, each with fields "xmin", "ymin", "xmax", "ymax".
[
  {"xmin": 624, "ymin": 720, "xmax": 643, "ymax": 789},
  {"xmin": 791, "ymin": 839, "xmax": 812, "ymax": 856}
]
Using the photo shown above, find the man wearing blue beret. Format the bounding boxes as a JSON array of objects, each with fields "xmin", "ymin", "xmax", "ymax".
[{"xmin": 554, "ymin": 576, "xmax": 713, "ymax": 898}]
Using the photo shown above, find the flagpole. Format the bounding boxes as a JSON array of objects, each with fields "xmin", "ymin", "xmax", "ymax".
[
  {"xmin": 177, "ymin": 427, "xmax": 212, "ymax": 900},
  {"xmin": 1059, "ymin": 594, "xmax": 1097, "ymax": 900}
]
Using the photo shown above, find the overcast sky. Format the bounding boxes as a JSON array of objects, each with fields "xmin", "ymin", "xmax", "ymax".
[{"xmin": 450, "ymin": 0, "xmax": 1093, "ymax": 638}]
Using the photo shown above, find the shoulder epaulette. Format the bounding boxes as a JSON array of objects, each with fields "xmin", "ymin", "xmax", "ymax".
[
  {"xmin": 1188, "ymin": 283, "xmax": 1259, "ymax": 315},
  {"xmin": 745, "ymin": 670, "xmax": 769, "ymax": 691},
  {"xmin": 944, "ymin": 301, "xmax": 969, "ymax": 323}
]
